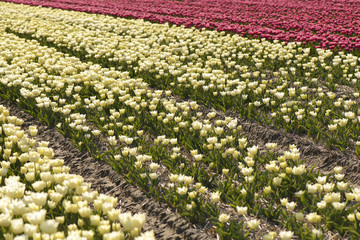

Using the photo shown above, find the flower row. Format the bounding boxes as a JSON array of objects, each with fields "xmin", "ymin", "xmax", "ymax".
[
  {"xmin": 0, "ymin": 104, "xmax": 155, "ymax": 240},
  {"xmin": 3, "ymin": 0, "xmax": 360, "ymax": 51}
]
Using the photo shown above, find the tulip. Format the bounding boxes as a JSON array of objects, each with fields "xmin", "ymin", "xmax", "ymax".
[
  {"xmin": 219, "ymin": 213, "xmax": 230, "ymax": 223},
  {"xmin": 246, "ymin": 219, "xmax": 260, "ymax": 230}
]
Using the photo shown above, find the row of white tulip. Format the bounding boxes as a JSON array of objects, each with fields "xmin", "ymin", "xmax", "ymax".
[{"xmin": 0, "ymin": 104, "xmax": 155, "ymax": 240}]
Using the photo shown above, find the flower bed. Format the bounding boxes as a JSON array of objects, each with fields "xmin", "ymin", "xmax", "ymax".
[
  {"xmin": 2, "ymin": 2, "xmax": 360, "ymax": 153},
  {"xmin": 0, "ymin": 103, "xmax": 155, "ymax": 239},
  {"xmin": 2, "ymin": 0, "xmax": 360, "ymax": 51},
  {"xmin": 1, "ymin": 2, "xmax": 360, "ymax": 239}
]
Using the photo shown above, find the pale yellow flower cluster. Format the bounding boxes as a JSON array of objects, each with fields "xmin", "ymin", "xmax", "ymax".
[{"xmin": 0, "ymin": 105, "xmax": 155, "ymax": 239}]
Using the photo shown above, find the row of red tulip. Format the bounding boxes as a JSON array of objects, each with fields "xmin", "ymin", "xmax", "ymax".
[{"xmin": 5, "ymin": 0, "xmax": 360, "ymax": 51}]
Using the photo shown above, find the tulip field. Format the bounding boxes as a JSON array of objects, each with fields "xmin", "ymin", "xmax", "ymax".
[
  {"xmin": 2, "ymin": 0, "xmax": 360, "ymax": 239},
  {"xmin": 3, "ymin": 0, "xmax": 360, "ymax": 51}
]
